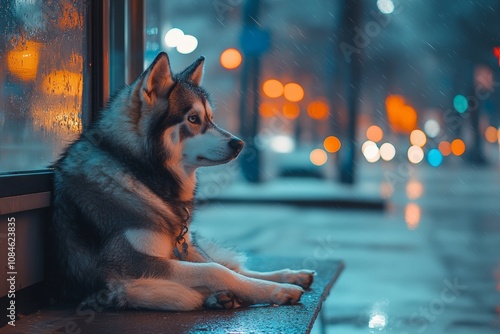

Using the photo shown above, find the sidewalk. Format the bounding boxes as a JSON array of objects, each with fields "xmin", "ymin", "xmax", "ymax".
[
  {"xmin": 192, "ymin": 163, "xmax": 500, "ymax": 334},
  {"xmin": 197, "ymin": 177, "xmax": 385, "ymax": 210}
]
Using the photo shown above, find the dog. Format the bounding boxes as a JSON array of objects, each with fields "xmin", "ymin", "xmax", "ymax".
[{"xmin": 49, "ymin": 52, "xmax": 314, "ymax": 311}]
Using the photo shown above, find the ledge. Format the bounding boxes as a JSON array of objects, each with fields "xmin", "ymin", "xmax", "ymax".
[{"xmin": 1, "ymin": 256, "xmax": 344, "ymax": 334}]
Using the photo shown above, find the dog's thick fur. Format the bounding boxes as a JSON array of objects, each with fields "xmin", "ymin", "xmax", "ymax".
[{"xmin": 49, "ymin": 52, "xmax": 314, "ymax": 311}]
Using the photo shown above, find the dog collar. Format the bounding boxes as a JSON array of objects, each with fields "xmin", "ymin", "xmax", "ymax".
[{"xmin": 173, "ymin": 207, "xmax": 190, "ymax": 260}]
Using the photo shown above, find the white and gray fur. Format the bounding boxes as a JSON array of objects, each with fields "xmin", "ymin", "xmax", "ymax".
[{"xmin": 49, "ymin": 52, "xmax": 314, "ymax": 311}]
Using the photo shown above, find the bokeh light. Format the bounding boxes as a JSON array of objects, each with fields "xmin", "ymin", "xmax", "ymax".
[
  {"xmin": 263, "ymin": 79, "xmax": 284, "ymax": 98},
  {"xmin": 405, "ymin": 203, "xmax": 421, "ymax": 230},
  {"xmin": 386, "ymin": 95, "xmax": 417, "ymax": 133},
  {"xmin": 270, "ymin": 135, "xmax": 294, "ymax": 153},
  {"xmin": 7, "ymin": 40, "xmax": 40, "ymax": 82},
  {"xmin": 400, "ymin": 106, "xmax": 418, "ymax": 132},
  {"xmin": 366, "ymin": 125, "xmax": 384, "ymax": 142},
  {"xmin": 453, "ymin": 95, "xmax": 468, "ymax": 113},
  {"xmin": 176, "ymin": 35, "xmax": 198, "ymax": 54},
  {"xmin": 406, "ymin": 180, "xmax": 424, "ymax": 200},
  {"xmin": 43, "ymin": 70, "xmax": 82, "ymax": 97},
  {"xmin": 451, "ymin": 139, "xmax": 466, "ymax": 156},
  {"xmin": 310, "ymin": 149, "xmax": 328, "ymax": 166},
  {"xmin": 438, "ymin": 141, "xmax": 452, "ymax": 156},
  {"xmin": 386, "ymin": 94, "xmax": 405, "ymax": 108},
  {"xmin": 259, "ymin": 102, "xmax": 278, "ymax": 118},
  {"xmin": 427, "ymin": 149, "xmax": 443, "ymax": 167},
  {"xmin": 408, "ymin": 145, "xmax": 424, "ymax": 164},
  {"xmin": 363, "ymin": 143, "xmax": 381, "ymax": 163},
  {"xmin": 220, "ymin": 48, "xmax": 242, "ymax": 70},
  {"xmin": 307, "ymin": 100, "xmax": 329, "ymax": 120},
  {"xmin": 362, "ymin": 140, "xmax": 377, "ymax": 153},
  {"xmin": 424, "ymin": 119, "xmax": 440, "ymax": 138},
  {"xmin": 485, "ymin": 126, "xmax": 498, "ymax": 144},
  {"xmin": 164, "ymin": 28, "xmax": 184, "ymax": 47},
  {"xmin": 368, "ymin": 313, "xmax": 387, "ymax": 330},
  {"xmin": 323, "ymin": 136, "xmax": 341, "ymax": 153},
  {"xmin": 282, "ymin": 102, "xmax": 300, "ymax": 119},
  {"xmin": 377, "ymin": 0, "xmax": 395, "ymax": 14},
  {"xmin": 410, "ymin": 129, "xmax": 427, "ymax": 147},
  {"xmin": 380, "ymin": 143, "xmax": 396, "ymax": 161},
  {"xmin": 283, "ymin": 83, "xmax": 304, "ymax": 102}
]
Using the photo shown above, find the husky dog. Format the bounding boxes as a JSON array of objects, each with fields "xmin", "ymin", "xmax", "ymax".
[{"xmin": 50, "ymin": 52, "xmax": 314, "ymax": 311}]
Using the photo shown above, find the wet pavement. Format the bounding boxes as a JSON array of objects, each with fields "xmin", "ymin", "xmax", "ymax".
[{"xmin": 193, "ymin": 162, "xmax": 500, "ymax": 333}]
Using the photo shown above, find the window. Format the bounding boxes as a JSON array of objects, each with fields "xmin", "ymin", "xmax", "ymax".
[{"xmin": 0, "ymin": 0, "xmax": 86, "ymax": 173}]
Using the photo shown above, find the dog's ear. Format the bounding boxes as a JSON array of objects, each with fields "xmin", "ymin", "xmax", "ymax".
[
  {"xmin": 141, "ymin": 52, "xmax": 174, "ymax": 105},
  {"xmin": 179, "ymin": 56, "xmax": 205, "ymax": 86}
]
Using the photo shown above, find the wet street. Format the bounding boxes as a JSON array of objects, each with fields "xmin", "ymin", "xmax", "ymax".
[{"xmin": 193, "ymin": 162, "xmax": 500, "ymax": 333}]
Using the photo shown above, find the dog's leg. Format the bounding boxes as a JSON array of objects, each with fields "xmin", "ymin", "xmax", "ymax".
[
  {"xmin": 109, "ymin": 278, "xmax": 205, "ymax": 311},
  {"xmin": 167, "ymin": 260, "xmax": 304, "ymax": 306},
  {"xmin": 191, "ymin": 233, "xmax": 315, "ymax": 289},
  {"xmin": 236, "ymin": 268, "xmax": 315, "ymax": 289}
]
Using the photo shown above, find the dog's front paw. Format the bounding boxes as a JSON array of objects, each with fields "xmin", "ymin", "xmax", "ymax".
[
  {"xmin": 203, "ymin": 291, "xmax": 241, "ymax": 309},
  {"xmin": 281, "ymin": 269, "xmax": 316, "ymax": 289},
  {"xmin": 270, "ymin": 284, "xmax": 304, "ymax": 305}
]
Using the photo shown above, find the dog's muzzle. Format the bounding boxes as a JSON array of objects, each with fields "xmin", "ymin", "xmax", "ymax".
[{"xmin": 229, "ymin": 137, "xmax": 244, "ymax": 156}]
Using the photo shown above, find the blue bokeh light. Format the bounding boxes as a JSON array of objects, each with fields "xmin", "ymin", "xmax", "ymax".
[
  {"xmin": 453, "ymin": 95, "xmax": 468, "ymax": 113},
  {"xmin": 427, "ymin": 149, "xmax": 443, "ymax": 167}
]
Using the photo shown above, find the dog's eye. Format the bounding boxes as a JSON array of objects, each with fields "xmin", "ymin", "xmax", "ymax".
[{"xmin": 187, "ymin": 115, "xmax": 199, "ymax": 124}]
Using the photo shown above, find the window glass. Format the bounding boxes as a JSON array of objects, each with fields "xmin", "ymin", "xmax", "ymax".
[{"xmin": 0, "ymin": 0, "xmax": 85, "ymax": 173}]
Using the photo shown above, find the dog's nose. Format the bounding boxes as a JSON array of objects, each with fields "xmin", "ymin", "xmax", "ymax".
[{"xmin": 229, "ymin": 138, "xmax": 244, "ymax": 152}]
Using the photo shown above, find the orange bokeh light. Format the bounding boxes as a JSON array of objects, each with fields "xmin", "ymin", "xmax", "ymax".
[
  {"xmin": 262, "ymin": 79, "xmax": 283, "ymax": 98},
  {"xmin": 438, "ymin": 141, "xmax": 452, "ymax": 156},
  {"xmin": 366, "ymin": 125, "xmax": 384, "ymax": 142},
  {"xmin": 405, "ymin": 203, "xmax": 421, "ymax": 230},
  {"xmin": 324, "ymin": 136, "xmax": 341, "ymax": 153},
  {"xmin": 310, "ymin": 149, "xmax": 328, "ymax": 166},
  {"xmin": 451, "ymin": 139, "xmax": 466, "ymax": 156},
  {"xmin": 485, "ymin": 126, "xmax": 498, "ymax": 143},
  {"xmin": 220, "ymin": 48, "xmax": 242, "ymax": 70},
  {"xmin": 283, "ymin": 83, "xmax": 304, "ymax": 102},
  {"xmin": 385, "ymin": 95, "xmax": 417, "ymax": 134},
  {"xmin": 43, "ymin": 70, "xmax": 83, "ymax": 97},
  {"xmin": 259, "ymin": 102, "xmax": 278, "ymax": 118},
  {"xmin": 307, "ymin": 100, "xmax": 329, "ymax": 120},
  {"xmin": 406, "ymin": 180, "xmax": 424, "ymax": 200},
  {"xmin": 7, "ymin": 40, "xmax": 41, "ymax": 82},
  {"xmin": 282, "ymin": 102, "xmax": 300, "ymax": 119}
]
